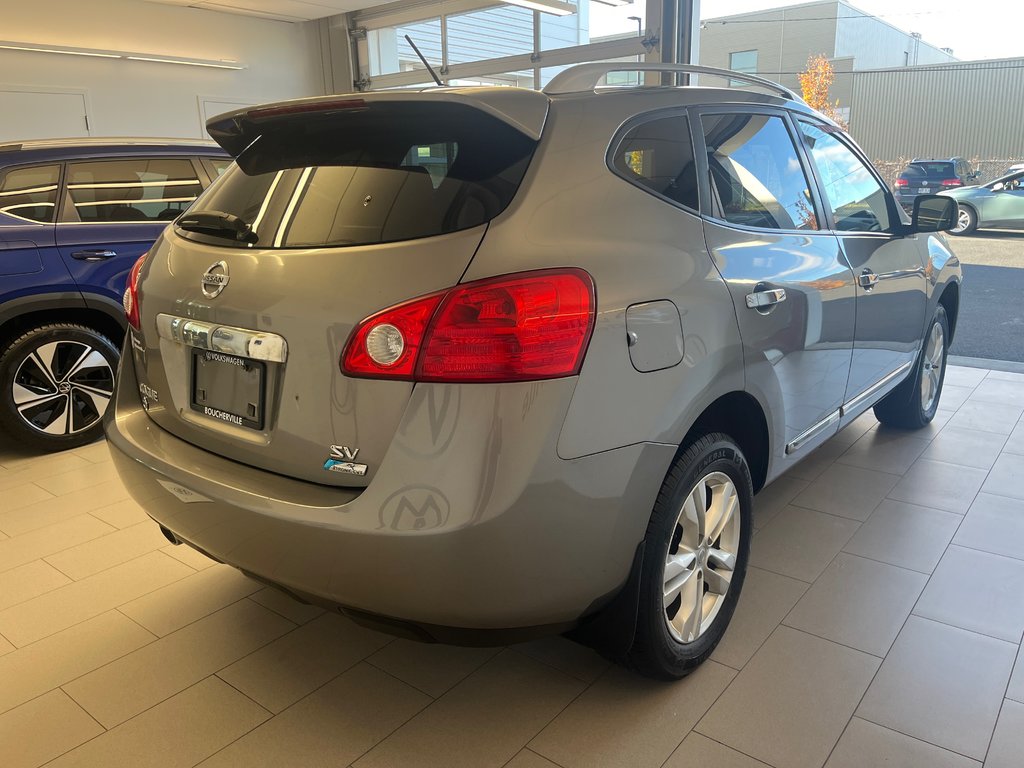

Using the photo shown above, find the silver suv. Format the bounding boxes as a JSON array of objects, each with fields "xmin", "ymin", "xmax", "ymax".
[{"xmin": 105, "ymin": 64, "xmax": 961, "ymax": 679}]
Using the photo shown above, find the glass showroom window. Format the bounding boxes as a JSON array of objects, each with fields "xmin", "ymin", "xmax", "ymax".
[
  {"xmin": 354, "ymin": 0, "xmax": 652, "ymax": 91},
  {"xmin": 367, "ymin": 17, "xmax": 442, "ymax": 77}
]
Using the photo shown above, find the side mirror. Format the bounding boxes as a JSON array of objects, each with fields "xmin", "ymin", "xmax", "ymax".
[
  {"xmin": 910, "ymin": 195, "xmax": 957, "ymax": 233},
  {"xmin": 993, "ymin": 182, "xmax": 1005, "ymax": 191}
]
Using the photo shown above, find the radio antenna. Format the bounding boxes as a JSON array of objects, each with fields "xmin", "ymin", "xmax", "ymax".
[{"xmin": 404, "ymin": 35, "xmax": 443, "ymax": 87}]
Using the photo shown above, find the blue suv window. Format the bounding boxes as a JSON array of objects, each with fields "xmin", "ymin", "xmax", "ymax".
[
  {"xmin": 0, "ymin": 164, "xmax": 60, "ymax": 223},
  {"xmin": 66, "ymin": 158, "xmax": 202, "ymax": 223}
]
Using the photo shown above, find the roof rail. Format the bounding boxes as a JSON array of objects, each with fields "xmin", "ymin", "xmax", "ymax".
[{"xmin": 543, "ymin": 63, "xmax": 802, "ymax": 101}]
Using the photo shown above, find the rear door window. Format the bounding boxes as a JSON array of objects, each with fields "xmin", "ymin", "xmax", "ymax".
[
  {"xmin": 180, "ymin": 102, "xmax": 537, "ymax": 249},
  {"xmin": 798, "ymin": 121, "xmax": 891, "ymax": 232},
  {"xmin": 66, "ymin": 158, "xmax": 203, "ymax": 222},
  {"xmin": 610, "ymin": 114, "xmax": 699, "ymax": 211},
  {"xmin": 0, "ymin": 164, "xmax": 60, "ymax": 223},
  {"xmin": 700, "ymin": 113, "xmax": 819, "ymax": 231}
]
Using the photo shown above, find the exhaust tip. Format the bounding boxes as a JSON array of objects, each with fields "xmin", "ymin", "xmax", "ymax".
[{"xmin": 159, "ymin": 525, "xmax": 181, "ymax": 545}]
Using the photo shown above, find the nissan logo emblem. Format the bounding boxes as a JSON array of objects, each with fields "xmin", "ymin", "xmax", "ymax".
[{"xmin": 201, "ymin": 261, "xmax": 230, "ymax": 298}]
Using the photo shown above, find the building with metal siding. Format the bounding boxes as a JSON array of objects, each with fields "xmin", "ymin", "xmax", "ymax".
[
  {"xmin": 698, "ymin": 0, "xmax": 956, "ymax": 108},
  {"xmin": 848, "ymin": 57, "xmax": 1024, "ymax": 170}
]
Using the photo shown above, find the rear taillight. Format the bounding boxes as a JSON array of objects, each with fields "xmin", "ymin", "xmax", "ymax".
[
  {"xmin": 940, "ymin": 179, "xmax": 962, "ymax": 187},
  {"xmin": 123, "ymin": 253, "xmax": 147, "ymax": 330},
  {"xmin": 341, "ymin": 269, "xmax": 596, "ymax": 383},
  {"xmin": 894, "ymin": 178, "xmax": 909, "ymax": 188}
]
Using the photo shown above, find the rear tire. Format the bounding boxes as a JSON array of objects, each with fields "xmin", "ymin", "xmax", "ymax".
[
  {"xmin": 0, "ymin": 324, "xmax": 119, "ymax": 452},
  {"xmin": 627, "ymin": 433, "xmax": 752, "ymax": 680},
  {"xmin": 949, "ymin": 205, "xmax": 978, "ymax": 235},
  {"xmin": 874, "ymin": 305, "xmax": 949, "ymax": 429}
]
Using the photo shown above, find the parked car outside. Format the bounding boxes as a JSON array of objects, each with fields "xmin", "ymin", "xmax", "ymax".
[
  {"xmin": 104, "ymin": 65, "xmax": 961, "ymax": 680},
  {"xmin": 0, "ymin": 138, "xmax": 230, "ymax": 450},
  {"xmin": 1006, "ymin": 163, "xmax": 1024, "ymax": 174},
  {"xmin": 894, "ymin": 157, "xmax": 978, "ymax": 211},
  {"xmin": 943, "ymin": 169, "xmax": 1024, "ymax": 235}
]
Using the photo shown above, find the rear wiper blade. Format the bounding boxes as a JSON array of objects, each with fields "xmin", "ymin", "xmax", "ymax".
[{"xmin": 177, "ymin": 210, "xmax": 258, "ymax": 244}]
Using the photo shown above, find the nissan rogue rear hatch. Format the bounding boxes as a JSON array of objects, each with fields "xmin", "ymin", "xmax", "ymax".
[{"xmin": 130, "ymin": 94, "xmax": 544, "ymax": 487}]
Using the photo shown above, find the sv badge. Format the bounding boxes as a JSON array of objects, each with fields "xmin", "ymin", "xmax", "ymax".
[{"xmin": 323, "ymin": 445, "xmax": 367, "ymax": 476}]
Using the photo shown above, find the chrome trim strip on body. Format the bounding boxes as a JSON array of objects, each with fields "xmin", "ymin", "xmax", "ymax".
[
  {"xmin": 784, "ymin": 360, "xmax": 915, "ymax": 456},
  {"xmin": 786, "ymin": 410, "xmax": 841, "ymax": 455},
  {"xmin": 155, "ymin": 313, "xmax": 288, "ymax": 363},
  {"xmin": 840, "ymin": 360, "xmax": 914, "ymax": 417}
]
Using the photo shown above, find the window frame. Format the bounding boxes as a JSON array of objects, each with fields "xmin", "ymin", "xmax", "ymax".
[
  {"xmin": 605, "ymin": 107, "xmax": 701, "ymax": 216},
  {"xmin": 691, "ymin": 105, "xmax": 828, "ymax": 236},
  {"xmin": 0, "ymin": 161, "xmax": 64, "ymax": 225},
  {"xmin": 57, "ymin": 155, "xmax": 205, "ymax": 225},
  {"xmin": 793, "ymin": 116, "xmax": 902, "ymax": 237}
]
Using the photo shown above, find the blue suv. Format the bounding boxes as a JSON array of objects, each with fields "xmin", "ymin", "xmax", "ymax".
[{"xmin": 0, "ymin": 138, "xmax": 228, "ymax": 451}]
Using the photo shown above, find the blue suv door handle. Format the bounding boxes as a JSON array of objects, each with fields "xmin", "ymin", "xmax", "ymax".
[{"xmin": 71, "ymin": 249, "xmax": 118, "ymax": 261}]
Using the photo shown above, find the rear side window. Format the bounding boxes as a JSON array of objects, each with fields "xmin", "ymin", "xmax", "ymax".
[
  {"xmin": 66, "ymin": 158, "xmax": 203, "ymax": 223},
  {"xmin": 203, "ymin": 157, "xmax": 232, "ymax": 178},
  {"xmin": 701, "ymin": 113, "xmax": 818, "ymax": 231},
  {"xmin": 611, "ymin": 114, "xmax": 699, "ymax": 211},
  {"xmin": 0, "ymin": 164, "xmax": 60, "ymax": 223},
  {"xmin": 181, "ymin": 103, "xmax": 537, "ymax": 249}
]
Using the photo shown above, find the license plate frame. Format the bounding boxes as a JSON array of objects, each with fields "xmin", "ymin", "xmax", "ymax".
[{"xmin": 190, "ymin": 349, "xmax": 266, "ymax": 430}]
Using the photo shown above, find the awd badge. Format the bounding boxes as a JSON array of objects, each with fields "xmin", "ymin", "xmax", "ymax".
[{"xmin": 323, "ymin": 445, "xmax": 367, "ymax": 476}]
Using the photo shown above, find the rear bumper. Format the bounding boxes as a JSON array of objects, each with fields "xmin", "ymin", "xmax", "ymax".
[{"xmin": 105, "ymin": 352, "xmax": 675, "ymax": 639}]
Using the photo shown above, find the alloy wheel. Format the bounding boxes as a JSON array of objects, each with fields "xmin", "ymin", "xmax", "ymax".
[
  {"xmin": 663, "ymin": 471, "xmax": 741, "ymax": 644},
  {"xmin": 920, "ymin": 320, "xmax": 945, "ymax": 413},
  {"xmin": 12, "ymin": 340, "xmax": 115, "ymax": 436},
  {"xmin": 951, "ymin": 208, "xmax": 971, "ymax": 233}
]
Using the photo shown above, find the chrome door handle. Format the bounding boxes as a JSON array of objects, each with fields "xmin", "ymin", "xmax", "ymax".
[
  {"xmin": 745, "ymin": 288, "xmax": 787, "ymax": 310},
  {"xmin": 859, "ymin": 269, "xmax": 879, "ymax": 289},
  {"xmin": 71, "ymin": 249, "xmax": 117, "ymax": 261}
]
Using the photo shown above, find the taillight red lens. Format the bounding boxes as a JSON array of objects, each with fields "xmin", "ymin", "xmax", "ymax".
[
  {"xmin": 894, "ymin": 178, "xmax": 909, "ymax": 188},
  {"xmin": 341, "ymin": 268, "xmax": 596, "ymax": 383},
  {"xmin": 940, "ymin": 179, "xmax": 962, "ymax": 187},
  {"xmin": 123, "ymin": 253, "xmax": 147, "ymax": 330}
]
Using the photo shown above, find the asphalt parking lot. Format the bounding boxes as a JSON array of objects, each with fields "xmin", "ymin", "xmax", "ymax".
[{"xmin": 945, "ymin": 231, "xmax": 1024, "ymax": 364}]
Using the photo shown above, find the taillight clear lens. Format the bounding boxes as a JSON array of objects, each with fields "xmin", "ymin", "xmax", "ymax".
[
  {"xmin": 341, "ymin": 268, "xmax": 596, "ymax": 383},
  {"xmin": 123, "ymin": 253, "xmax": 148, "ymax": 330},
  {"xmin": 341, "ymin": 293, "xmax": 443, "ymax": 379}
]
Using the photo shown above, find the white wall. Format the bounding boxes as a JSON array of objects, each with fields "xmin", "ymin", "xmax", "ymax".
[{"xmin": 0, "ymin": 0, "xmax": 327, "ymax": 140}]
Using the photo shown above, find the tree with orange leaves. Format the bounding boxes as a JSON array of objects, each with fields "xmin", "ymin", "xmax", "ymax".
[{"xmin": 798, "ymin": 54, "xmax": 848, "ymax": 129}]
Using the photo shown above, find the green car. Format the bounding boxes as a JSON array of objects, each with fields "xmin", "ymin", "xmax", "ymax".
[{"xmin": 942, "ymin": 169, "xmax": 1024, "ymax": 235}]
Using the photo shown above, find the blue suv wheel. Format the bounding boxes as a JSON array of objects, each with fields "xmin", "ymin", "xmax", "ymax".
[{"xmin": 0, "ymin": 323, "xmax": 118, "ymax": 450}]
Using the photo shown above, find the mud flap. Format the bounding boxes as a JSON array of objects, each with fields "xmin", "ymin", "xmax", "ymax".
[{"xmin": 567, "ymin": 541, "xmax": 644, "ymax": 659}]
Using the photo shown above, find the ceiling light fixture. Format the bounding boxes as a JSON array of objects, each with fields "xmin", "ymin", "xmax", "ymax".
[
  {"xmin": 0, "ymin": 42, "xmax": 120, "ymax": 58},
  {"xmin": 125, "ymin": 55, "xmax": 244, "ymax": 70},
  {"xmin": 498, "ymin": 0, "xmax": 577, "ymax": 16},
  {"xmin": 0, "ymin": 40, "xmax": 245, "ymax": 70}
]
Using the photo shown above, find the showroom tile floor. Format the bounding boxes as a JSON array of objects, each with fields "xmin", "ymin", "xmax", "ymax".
[{"xmin": 2, "ymin": 364, "xmax": 1024, "ymax": 768}]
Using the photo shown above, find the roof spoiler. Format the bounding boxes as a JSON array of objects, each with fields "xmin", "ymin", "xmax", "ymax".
[{"xmin": 206, "ymin": 89, "xmax": 550, "ymax": 158}]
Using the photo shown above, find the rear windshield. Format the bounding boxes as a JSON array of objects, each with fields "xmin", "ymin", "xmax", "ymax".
[
  {"xmin": 906, "ymin": 162, "xmax": 955, "ymax": 176},
  {"xmin": 178, "ymin": 103, "xmax": 537, "ymax": 249}
]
